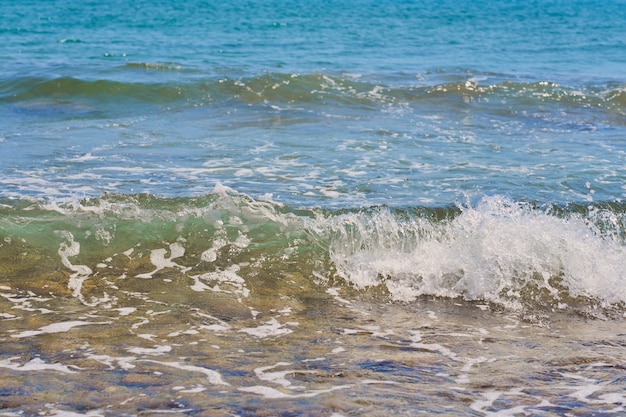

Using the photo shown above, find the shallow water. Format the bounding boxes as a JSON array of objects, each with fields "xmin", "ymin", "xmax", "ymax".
[
  {"xmin": 1, "ymin": 192, "xmax": 625, "ymax": 415},
  {"xmin": 2, "ymin": 282, "xmax": 626, "ymax": 416},
  {"xmin": 1, "ymin": 0, "xmax": 626, "ymax": 415}
]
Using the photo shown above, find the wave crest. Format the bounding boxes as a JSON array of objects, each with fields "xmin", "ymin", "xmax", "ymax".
[
  {"xmin": 325, "ymin": 196, "xmax": 626, "ymax": 314},
  {"xmin": 1, "ymin": 191, "xmax": 624, "ymax": 316},
  {"xmin": 3, "ymin": 72, "xmax": 625, "ymax": 118}
]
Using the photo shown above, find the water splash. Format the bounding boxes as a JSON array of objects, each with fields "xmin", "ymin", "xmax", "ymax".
[{"xmin": 325, "ymin": 195, "xmax": 626, "ymax": 312}]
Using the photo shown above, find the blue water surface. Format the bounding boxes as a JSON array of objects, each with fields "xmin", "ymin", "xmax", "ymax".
[{"xmin": 1, "ymin": 0, "xmax": 625, "ymax": 207}]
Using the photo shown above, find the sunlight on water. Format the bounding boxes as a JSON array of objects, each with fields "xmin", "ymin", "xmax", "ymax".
[
  {"xmin": 1, "ymin": 0, "xmax": 626, "ymax": 414},
  {"xmin": 0, "ymin": 190, "xmax": 624, "ymax": 415},
  {"xmin": 1, "ymin": 277, "xmax": 625, "ymax": 415}
]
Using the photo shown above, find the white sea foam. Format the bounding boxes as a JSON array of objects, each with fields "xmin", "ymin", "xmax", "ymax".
[
  {"xmin": 127, "ymin": 344, "xmax": 172, "ymax": 356},
  {"xmin": 409, "ymin": 331, "xmax": 486, "ymax": 373},
  {"xmin": 176, "ymin": 385, "xmax": 207, "ymax": 393},
  {"xmin": 468, "ymin": 381, "xmax": 626, "ymax": 416},
  {"xmin": 84, "ymin": 353, "xmax": 137, "ymax": 370},
  {"xmin": 1, "ymin": 291, "xmax": 54, "ymax": 314},
  {"xmin": 191, "ymin": 264, "xmax": 250, "ymax": 300},
  {"xmin": 115, "ymin": 307, "xmax": 137, "ymax": 316},
  {"xmin": 42, "ymin": 405, "xmax": 105, "ymax": 417},
  {"xmin": 360, "ymin": 379, "xmax": 400, "ymax": 385},
  {"xmin": 326, "ymin": 195, "xmax": 626, "ymax": 310},
  {"xmin": 57, "ymin": 231, "xmax": 93, "ymax": 301},
  {"xmin": 135, "ymin": 242, "xmax": 190, "ymax": 278},
  {"xmin": 325, "ymin": 287, "xmax": 352, "ymax": 305},
  {"xmin": 69, "ymin": 153, "xmax": 99, "ymax": 162},
  {"xmin": 0, "ymin": 357, "xmax": 77, "ymax": 374},
  {"xmin": 239, "ymin": 317, "xmax": 295, "ymax": 338},
  {"xmin": 11, "ymin": 320, "xmax": 111, "ymax": 338},
  {"xmin": 140, "ymin": 360, "xmax": 229, "ymax": 386},
  {"xmin": 253, "ymin": 362, "xmax": 315, "ymax": 388},
  {"xmin": 238, "ymin": 384, "xmax": 349, "ymax": 399}
]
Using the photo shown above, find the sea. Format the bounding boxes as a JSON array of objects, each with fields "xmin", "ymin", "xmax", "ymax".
[{"xmin": 1, "ymin": 0, "xmax": 626, "ymax": 415}]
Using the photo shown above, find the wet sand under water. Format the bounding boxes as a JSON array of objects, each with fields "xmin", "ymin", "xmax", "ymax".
[{"xmin": 1, "ymin": 265, "xmax": 625, "ymax": 416}]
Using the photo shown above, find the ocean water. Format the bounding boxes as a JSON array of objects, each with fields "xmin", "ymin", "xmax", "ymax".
[{"xmin": 1, "ymin": 0, "xmax": 626, "ymax": 415}]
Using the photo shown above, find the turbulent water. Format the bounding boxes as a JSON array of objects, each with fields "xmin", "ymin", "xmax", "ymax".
[{"xmin": 1, "ymin": 0, "xmax": 626, "ymax": 415}]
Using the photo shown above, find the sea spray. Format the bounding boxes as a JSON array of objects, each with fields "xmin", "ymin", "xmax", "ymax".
[
  {"xmin": 2, "ymin": 191, "xmax": 623, "ymax": 315},
  {"xmin": 325, "ymin": 195, "xmax": 626, "ymax": 312}
]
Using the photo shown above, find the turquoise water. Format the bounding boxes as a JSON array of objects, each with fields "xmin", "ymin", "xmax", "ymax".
[
  {"xmin": 1, "ymin": 1, "xmax": 626, "ymax": 415},
  {"xmin": 2, "ymin": 0, "xmax": 626, "ymax": 206}
]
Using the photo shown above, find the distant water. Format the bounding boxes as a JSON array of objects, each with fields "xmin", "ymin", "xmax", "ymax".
[{"xmin": 1, "ymin": 1, "xmax": 625, "ymax": 415}]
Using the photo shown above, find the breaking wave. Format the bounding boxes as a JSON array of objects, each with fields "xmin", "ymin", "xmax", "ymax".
[{"xmin": 1, "ymin": 188, "xmax": 624, "ymax": 317}]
